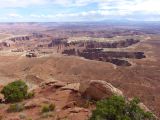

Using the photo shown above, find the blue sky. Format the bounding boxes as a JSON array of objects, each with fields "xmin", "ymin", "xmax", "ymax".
[{"xmin": 0, "ymin": 0, "xmax": 160, "ymax": 22}]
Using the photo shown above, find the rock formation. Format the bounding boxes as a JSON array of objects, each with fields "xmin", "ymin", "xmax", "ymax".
[
  {"xmin": 79, "ymin": 80, "xmax": 123, "ymax": 100},
  {"xmin": 60, "ymin": 38, "xmax": 145, "ymax": 66},
  {"xmin": 62, "ymin": 48, "xmax": 145, "ymax": 66},
  {"xmin": 0, "ymin": 41, "xmax": 14, "ymax": 47},
  {"xmin": 48, "ymin": 38, "xmax": 68, "ymax": 47},
  {"xmin": 10, "ymin": 36, "xmax": 30, "ymax": 42},
  {"xmin": 86, "ymin": 39, "xmax": 140, "ymax": 48}
]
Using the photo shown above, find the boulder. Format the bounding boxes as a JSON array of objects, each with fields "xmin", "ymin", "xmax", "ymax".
[
  {"xmin": 24, "ymin": 101, "xmax": 39, "ymax": 109},
  {"xmin": 79, "ymin": 80, "xmax": 123, "ymax": 100}
]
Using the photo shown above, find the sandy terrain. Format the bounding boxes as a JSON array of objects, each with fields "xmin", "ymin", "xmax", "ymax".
[
  {"xmin": 0, "ymin": 23, "xmax": 159, "ymax": 119},
  {"xmin": 0, "ymin": 36, "xmax": 159, "ymax": 117}
]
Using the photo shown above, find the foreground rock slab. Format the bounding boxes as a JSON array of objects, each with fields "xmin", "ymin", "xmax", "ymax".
[{"xmin": 79, "ymin": 80, "xmax": 123, "ymax": 100}]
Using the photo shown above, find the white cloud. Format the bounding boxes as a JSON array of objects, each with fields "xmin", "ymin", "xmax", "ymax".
[
  {"xmin": 0, "ymin": 0, "xmax": 160, "ymax": 15},
  {"xmin": 98, "ymin": 0, "xmax": 160, "ymax": 15},
  {"xmin": 133, "ymin": 0, "xmax": 160, "ymax": 13},
  {"xmin": 0, "ymin": 0, "xmax": 107, "ymax": 8},
  {"xmin": 51, "ymin": 0, "xmax": 107, "ymax": 7},
  {"xmin": 29, "ymin": 10, "xmax": 107, "ymax": 19},
  {"xmin": 0, "ymin": 0, "xmax": 160, "ymax": 22},
  {"xmin": 0, "ymin": 0, "xmax": 47, "ymax": 8},
  {"xmin": 8, "ymin": 13, "xmax": 22, "ymax": 18},
  {"xmin": 28, "ymin": 10, "xmax": 111, "ymax": 22}
]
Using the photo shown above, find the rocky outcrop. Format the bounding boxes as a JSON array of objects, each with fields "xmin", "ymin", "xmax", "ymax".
[
  {"xmin": 55, "ymin": 38, "xmax": 139, "ymax": 52},
  {"xmin": 62, "ymin": 48, "xmax": 145, "ymax": 66},
  {"xmin": 62, "ymin": 48, "xmax": 76, "ymax": 55},
  {"xmin": 61, "ymin": 83, "xmax": 80, "ymax": 92},
  {"xmin": 105, "ymin": 58, "xmax": 131, "ymax": 66},
  {"xmin": 80, "ymin": 50, "xmax": 145, "ymax": 59},
  {"xmin": 0, "ymin": 79, "xmax": 158, "ymax": 119},
  {"xmin": 31, "ymin": 32, "xmax": 46, "ymax": 38},
  {"xmin": 9, "ymin": 33, "xmax": 45, "ymax": 42},
  {"xmin": 86, "ymin": 39, "xmax": 140, "ymax": 48},
  {"xmin": 40, "ymin": 80, "xmax": 67, "ymax": 89},
  {"xmin": 10, "ymin": 36, "xmax": 30, "ymax": 42},
  {"xmin": 0, "ymin": 41, "xmax": 14, "ymax": 47},
  {"xmin": 48, "ymin": 38, "xmax": 68, "ymax": 47},
  {"xmin": 79, "ymin": 80, "xmax": 123, "ymax": 100},
  {"xmin": 51, "ymin": 37, "xmax": 144, "ymax": 66}
]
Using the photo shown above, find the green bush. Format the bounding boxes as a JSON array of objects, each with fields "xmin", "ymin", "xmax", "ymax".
[
  {"xmin": 25, "ymin": 92, "xmax": 35, "ymax": 99},
  {"xmin": 1, "ymin": 80, "xmax": 28, "ymax": 102},
  {"xmin": 7, "ymin": 103, "xmax": 24, "ymax": 112},
  {"xmin": 49, "ymin": 103, "xmax": 55, "ymax": 111},
  {"xmin": 90, "ymin": 95, "xmax": 155, "ymax": 120},
  {"xmin": 41, "ymin": 103, "xmax": 55, "ymax": 113}
]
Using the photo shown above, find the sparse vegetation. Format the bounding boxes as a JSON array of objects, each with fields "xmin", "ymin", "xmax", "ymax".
[
  {"xmin": 41, "ymin": 103, "xmax": 55, "ymax": 113},
  {"xmin": 41, "ymin": 112, "xmax": 54, "ymax": 118},
  {"xmin": 25, "ymin": 92, "xmax": 35, "ymax": 99},
  {"xmin": 7, "ymin": 103, "xmax": 24, "ymax": 112},
  {"xmin": 19, "ymin": 113, "xmax": 27, "ymax": 119},
  {"xmin": 1, "ymin": 80, "xmax": 33, "ymax": 103},
  {"xmin": 27, "ymin": 118, "xmax": 33, "ymax": 120},
  {"xmin": 90, "ymin": 95, "xmax": 155, "ymax": 120},
  {"xmin": 82, "ymin": 99, "xmax": 95, "ymax": 108}
]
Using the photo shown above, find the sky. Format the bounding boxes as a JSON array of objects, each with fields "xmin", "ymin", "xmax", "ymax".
[{"xmin": 0, "ymin": 0, "xmax": 160, "ymax": 22}]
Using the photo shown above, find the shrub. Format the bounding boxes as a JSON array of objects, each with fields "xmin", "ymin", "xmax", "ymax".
[
  {"xmin": 25, "ymin": 92, "xmax": 35, "ymax": 99},
  {"xmin": 41, "ymin": 103, "xmax": 55, "ymax": 113},
  {"xmin": 49, "ymin": 103, "xmax": 55, "ymax": 111},
  {"xmin": 7, "ymin": 103, "xmax": 24, "ymax": 112},
  {"xmin": 90, "ymin": 95, "xmax": 155, "ymax": 120},
  {"xmin": 1, "ymin": 80, "xmax": 28, "ymax": 102},
  {"xmin": 42, "ymin": 105, "xmax": 50, "ymax": 113}
]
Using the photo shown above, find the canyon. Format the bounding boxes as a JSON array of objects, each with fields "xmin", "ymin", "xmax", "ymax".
[{"xmin": 0, "ymin": 23, "xmax": 159, "ymax": 119}]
